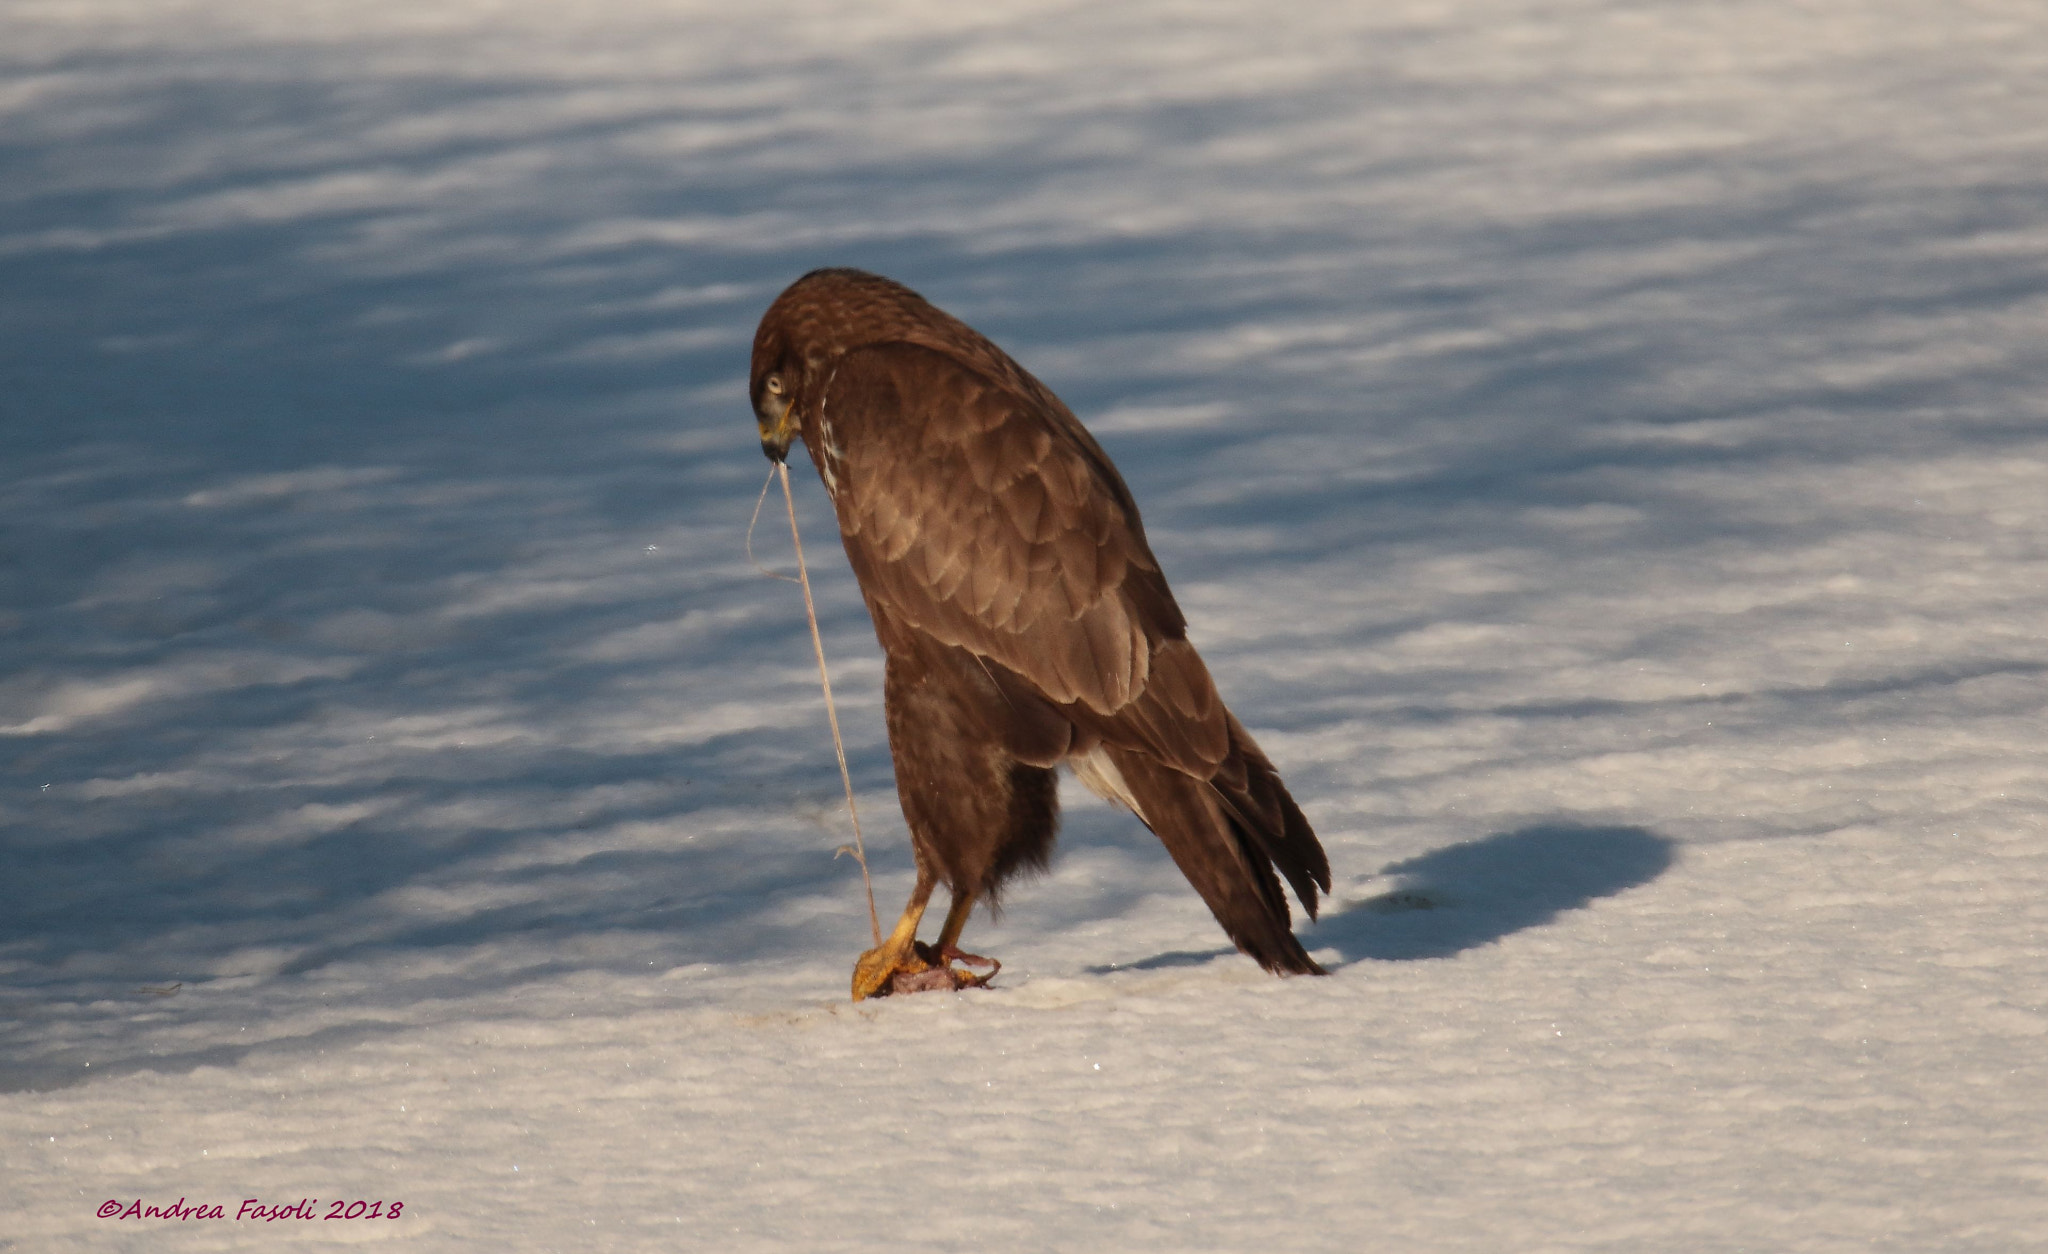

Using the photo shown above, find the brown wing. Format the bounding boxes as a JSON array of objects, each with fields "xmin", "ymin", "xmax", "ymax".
[
  {"xmin": 807, "ymin": 335, "xmax": 1332, "ymax": 943},
  {"xmin": 807, "ymin": 340, "xmax": 1229, "ymax": 776}
]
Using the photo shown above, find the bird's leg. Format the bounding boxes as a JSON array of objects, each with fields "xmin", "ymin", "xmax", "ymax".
[
  {"xmin": 924, "ymin": 886, "xmax": 1000, "ymax": 988},
  {"xmin": 851, "ymin": 868, "xmax": 936, "ymax": 1001},
  {"xmin": 931, "ymin": 886, "xmax": 978, "ymax": 957}
]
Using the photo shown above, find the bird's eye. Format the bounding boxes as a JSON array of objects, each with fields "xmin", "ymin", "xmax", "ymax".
[{"xmin": 764, "ymin": 375, "xmax": 785, "ymax": 396}]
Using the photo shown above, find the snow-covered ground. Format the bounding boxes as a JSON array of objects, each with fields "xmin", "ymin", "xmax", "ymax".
[{"xmin": 4, "ymin": 0, "xmax": 2046, "ymax": 1248}]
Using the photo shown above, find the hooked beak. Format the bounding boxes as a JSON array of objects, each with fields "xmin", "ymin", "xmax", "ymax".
[{"xmin": 757, "ymin": 395, "xmax": 794, "ymax": 464}]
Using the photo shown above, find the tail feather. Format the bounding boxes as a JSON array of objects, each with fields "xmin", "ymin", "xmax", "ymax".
[
  {"xmin": 1104, "ymin": 742, "xmax": 1327, "ymax": 976},
  {"xmin": 1216, "ymin": 713, "xmax": 1331, "ymax": 920}
]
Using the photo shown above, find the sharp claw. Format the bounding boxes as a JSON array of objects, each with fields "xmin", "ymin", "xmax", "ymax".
[
  {"xmin": 934, "ymin": 943, "xmax": 997, "ymax": 971},
  {"xmin": 906, "ymin": 942, "xmax": 999, "ymax": 991}
]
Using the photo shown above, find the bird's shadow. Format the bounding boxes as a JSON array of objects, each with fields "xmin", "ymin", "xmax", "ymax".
[
  {"xmin": 1092, "ymin": 822, "xmax": 1675, "ymax": 973},
  {"xmin": 1318, "ymin": 823, "xmax": 1675, "ymax": 963}
]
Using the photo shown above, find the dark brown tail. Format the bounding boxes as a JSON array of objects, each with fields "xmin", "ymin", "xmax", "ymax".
[{"xmin": 1106, "ymin": 718, "xmax": 1331, "ymax": 975}]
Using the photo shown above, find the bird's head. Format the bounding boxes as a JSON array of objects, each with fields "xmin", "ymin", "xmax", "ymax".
[
  {"xmin": 745, "ymin": 327, "xmax": 790, "ymax": 465},
  {"xmin": 750, "ymin": 351, "xmax": 797, "ymax": 464},
  {"xmin": 750, "ymin": 268, "xmax": 971, "ymax": 464}
]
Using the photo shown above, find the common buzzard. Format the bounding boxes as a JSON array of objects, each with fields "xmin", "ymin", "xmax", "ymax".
[{"xmin": 751, "ymin": 269, "xmax": 1330, "ymax": 999}]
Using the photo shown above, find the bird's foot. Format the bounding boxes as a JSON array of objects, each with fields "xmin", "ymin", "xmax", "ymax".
[
  {"xmin": 851, "ymin": 933, "xmax": 923, "ymax": 1001},
  {"xmin": 858, "ymin": 941, "xmax": 1000, "ymax": 999}
]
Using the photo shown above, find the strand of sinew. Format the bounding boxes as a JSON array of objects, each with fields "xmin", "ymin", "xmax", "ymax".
[{"xmin": 778, "ymin": 461, "xmax": 883, "ymax": 947}]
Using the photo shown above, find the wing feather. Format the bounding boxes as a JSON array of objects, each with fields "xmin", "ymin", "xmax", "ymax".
[
  {"xmin": 814, "ymin": 342, "xmax": 1188, "ymax": 730},
  {"xmin": 1003, "ymin": 473, "xmax": 1050, "ymax": 544}
]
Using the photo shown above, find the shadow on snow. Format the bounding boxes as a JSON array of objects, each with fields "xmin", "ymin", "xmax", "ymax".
[
  {"xmin": 1319, "ymin": 823, "xmax": 1674, "ymax": 963},
  {"xmin": 1095, "ymin": 823, "xmax": 1675, "ymax": 973}
]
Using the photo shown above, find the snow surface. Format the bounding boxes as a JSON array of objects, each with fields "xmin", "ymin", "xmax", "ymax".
[{"xmin": 4, "ymin": 0, "xmax": 2047, "ymax": 1248}]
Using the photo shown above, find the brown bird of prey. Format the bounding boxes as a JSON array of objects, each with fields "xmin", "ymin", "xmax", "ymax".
[{"xmin": 751, "ymin": 268, "xmax": 1331, "ymax": 999}]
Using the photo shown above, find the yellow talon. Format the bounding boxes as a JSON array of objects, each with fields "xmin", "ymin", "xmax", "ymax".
[
  {"xmin": 852, "ymin": 879, "xmax": 933, "ymax": 1001},
  {"xmin": 851, "ymin": 937, "xmax": 929, "ymax": 1000},
  {"xmin": 849, "ymin": 876, "xmax": 1002, "ymax": 1000}
]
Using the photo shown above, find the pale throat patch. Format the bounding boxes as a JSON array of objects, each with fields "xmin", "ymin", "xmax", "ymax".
[
  {"xmin": 814, "ymin": 373, "xmax": 846, "ymax": 495},
  {"xmin": 817, "ymin": 419, "xmax": 845, "ymax": 494}
]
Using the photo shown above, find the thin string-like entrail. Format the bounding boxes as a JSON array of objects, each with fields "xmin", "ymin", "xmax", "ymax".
[{"xmin": 751, "ymin": 463, "xmax": 883, "ymax": 947}]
